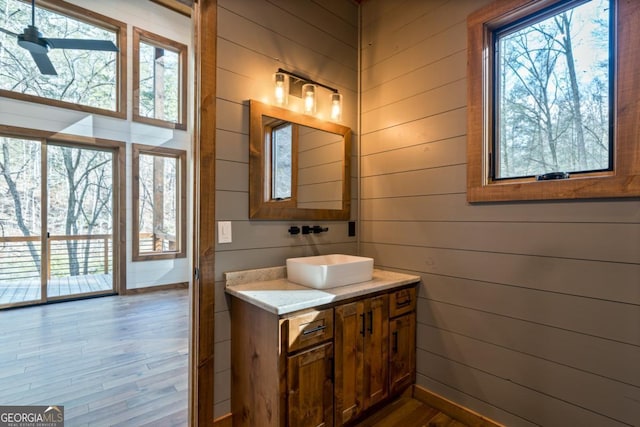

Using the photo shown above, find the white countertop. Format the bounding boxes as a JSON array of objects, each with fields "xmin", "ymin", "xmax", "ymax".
[{"xmin": 225, "ymin": 268, "xmax": 420, "ymax": 315}]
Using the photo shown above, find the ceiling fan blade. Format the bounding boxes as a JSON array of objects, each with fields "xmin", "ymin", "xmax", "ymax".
[
  {"xmin": 0, "ymin": 27, "xmax": 18, "ymax": 37},
  {"xmin": 30, "ymin": 51, "xmax": 57, "ymax": 75},
  {"xmin": 45, "ymin": 38, "xmax": 118, "ymax": 52}
]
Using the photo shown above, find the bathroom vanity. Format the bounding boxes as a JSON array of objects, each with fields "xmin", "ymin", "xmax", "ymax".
[{"xmin": 225, "ymin": 266, "xmax": 420, "ymax": 427}]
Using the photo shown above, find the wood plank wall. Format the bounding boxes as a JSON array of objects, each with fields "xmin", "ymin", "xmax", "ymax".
[
  {"xmin": 359, "ymin": 0, "xmax": 640, "ymax": 426},
  {"xmin": 214, "ymin": 0, "xmax": 358, "ymax": 417}
]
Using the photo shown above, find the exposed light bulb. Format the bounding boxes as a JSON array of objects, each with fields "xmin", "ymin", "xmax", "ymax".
[
  {"xmin": 302, "ymin": 83, "xmax": 316, "ymax": 114},
  {"xmin": 274, "ymin": 72, "xmax": 287, "ymax": 105},
  {"xmin": 330, "ymin": 92, "xmax": 342, "ymax": 121}
]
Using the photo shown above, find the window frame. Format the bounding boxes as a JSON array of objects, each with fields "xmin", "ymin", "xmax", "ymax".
[
  {"xmin": 132, "ymin": 143, "xmax": 187, "ymax": 262},
  {"xmin": 0, "ymin": 0, "xmax": 127, "ymax": 118},
  {"xmin": 132, "ymin": 27, "xmax": 188, "ymax": 130},
  {"xmin": 467, "ymin": 0, "xmax": 640, "ymax": 202}
]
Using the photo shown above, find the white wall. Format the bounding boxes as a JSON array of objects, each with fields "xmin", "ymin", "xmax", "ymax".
[
  {"xmin": 0, "ymin": 0, "xmax": 193, "ymax": 290},
  {"xmin": 360, "ymin": 0, "xmax": 640, "ymax": 425}
]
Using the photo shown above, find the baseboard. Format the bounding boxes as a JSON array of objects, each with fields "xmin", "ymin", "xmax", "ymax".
[
  {"xmin": 213, "ymin": 413, "xmax": 232, "ymax": 427},
  {"xmin": 124, "ymin": 282, "xmax": 188, "ymax": 295},
  {"xmin": 413, "ymin": 384, "xmax": 504, "ymax": 427}
]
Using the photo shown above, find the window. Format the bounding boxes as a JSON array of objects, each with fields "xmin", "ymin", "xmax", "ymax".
[
  {"xmin": 264, "ymin": 118, "xmax": 298, "ymax": 207},
  {"xmin": 0, "ymin": 0, "xmax": 126, "ymax": 117},
  {"xmin": 271, "ymin": 123, "xmax": 294, "ymax": 201},
  {"xmin": 467, "ymin": 0, "xmax": 640, "ymax": 201},
  {"xmin": 132, "ymin": 144, "xmax": 186, "ymax": 261},
  {"xmin": 133, "ymin": 27, "xmax": 187, "ymax": 130}
]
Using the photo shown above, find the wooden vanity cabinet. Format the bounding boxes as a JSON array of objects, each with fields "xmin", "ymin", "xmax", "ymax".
[
  {"xmin": 334, "ymin": 295, "xmax": 389, "ymax": 426},
  {"xmin": 389, "ymin": 288, "xmax": 417, "ymax": 395},
  {"xmin": 231, "ymin": 283, "xmax": 417, "ymax": 427},
  {"xmin": 231, "ymin": 300, "xmax": 334, "ymax": 427},
  {"xmin": 285, "ymin": 308, "xmax": 334, "ymax": 427}
]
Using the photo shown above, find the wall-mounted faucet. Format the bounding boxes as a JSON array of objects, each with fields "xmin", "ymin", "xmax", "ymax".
[
  {"xmin": 288, "ymin": 226, "xmax": 301, "ymax": 235},
  {"xmin": 287, "ymin": 225, "xmax": 328, "ymax": 235}
]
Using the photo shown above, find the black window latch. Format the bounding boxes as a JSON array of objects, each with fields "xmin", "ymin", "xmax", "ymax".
[{"xmin": 536, "ymin": 172, "xmax": 570, "ymax": 181}]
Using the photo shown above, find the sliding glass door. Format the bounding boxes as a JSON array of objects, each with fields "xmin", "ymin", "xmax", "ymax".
[
  {"xmin": 0, "ymin": 137, "xmax": 116, "ymax": 308},
  {"xmin": 46, "ymin": 144, "xmax": 115, "ymax": 300},
  {"xmin": 0, "ymin": 137, "xmax": 43, "ymax": 306}
]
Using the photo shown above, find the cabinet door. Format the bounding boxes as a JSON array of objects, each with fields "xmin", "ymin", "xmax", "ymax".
[
  {"xmin": 389, "ymin": 312, "xmax": 416, "ymax": 395},
  {"xmin": 363, "ymin": 294, "xmax": 389, "ymax": 408},
  {"xmin": 287, "ymin": 342, "xmax": 334, "ymax": 427},
  {"xmin": 334, "ymin": 301, "xmax": 365, "ymax": 426}
]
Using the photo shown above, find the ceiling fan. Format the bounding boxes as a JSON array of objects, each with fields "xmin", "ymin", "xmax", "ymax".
[{"xmin": 0, "ymin": 0, "xmax": 118, "ymax": 76}]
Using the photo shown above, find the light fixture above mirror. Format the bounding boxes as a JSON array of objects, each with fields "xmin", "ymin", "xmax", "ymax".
[{"xmin": 273, "ymin": 68, "xmax": 342, "ymax": 120}]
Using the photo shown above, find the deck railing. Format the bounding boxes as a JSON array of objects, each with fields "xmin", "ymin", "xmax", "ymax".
[{"xmin": 0, "ymin": 234, "xmax": 112, "ymax": 282}]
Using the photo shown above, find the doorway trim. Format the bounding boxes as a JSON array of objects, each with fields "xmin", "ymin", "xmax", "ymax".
[{"xmin": 191, "ymin": 0, "xmax": 217, "ymax": 425}]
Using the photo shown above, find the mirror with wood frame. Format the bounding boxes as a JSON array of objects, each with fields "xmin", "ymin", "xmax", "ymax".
[{"xmin": 249, "ymin": 99, "xmax": 351, "ymax": 220}]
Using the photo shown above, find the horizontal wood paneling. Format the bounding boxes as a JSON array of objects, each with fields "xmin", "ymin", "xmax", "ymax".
[
  {"xmin": 361, "ymin": 136, "xmax": 466, "ymax": 176},
  {"xmin": 416, "ymin": 352, "xmax": 627, "ymax": 427},
  {"xmin": 362, "ymin": 21, "xmax": 466, "ymax": 90},
  {"xmin": 360, "ymin": 193, "xmax": 640, "ymax": 223},
  {"xmin": 360, "ymin": 107, "xmax": 467, "ymax": 156},
  {"xmin": 418, "ymin": 324, "xmax": 640, "ymax": 425},
  {"xmin": 214, "ymin": 0, "xmax": 358, "ymax": 419},
  {"xmin": 418, "ymin": 300, "xmax": 640, "ymax": 387},
  {"xmin": 361, "ymin": 0, "xmax": 640, "ymax": 423},
  {"xmin": 362, "ymin": 79, "xmax": 466, "ymax": 135},
  {"xmin": 362, "ymin": 52, "xmax": 467, "ymax": 114},
  {"xmin": 361, "ymin": 164, "xmax": 466, "ymax": 199},
  {"xmin": 361, "ymin": 221, "xmax": 640, "ymax": 264},
  {"xmin": 364, "ymin": 242, "xmax": 640, "ymax": 306},
  {"xmin": 214, "ymin": 221, "xmax": 353, "ymax": 252}
]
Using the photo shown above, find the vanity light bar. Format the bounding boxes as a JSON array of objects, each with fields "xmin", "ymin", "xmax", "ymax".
[{"xmin": 274, "ymin": 68, "xmax": 342, "ymax": 120}]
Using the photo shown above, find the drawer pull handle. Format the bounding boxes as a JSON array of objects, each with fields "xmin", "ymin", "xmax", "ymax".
[
  {"xmin": 302, "ymin": 325, "xmax": 326, "ymax": 335},
  {"xmin": 392, "ymin": 331, "xmax": 399, "ymax": 353},
  {"xmin": 396, "ymin": 299, "xmax": 412, "ymax": 308}
]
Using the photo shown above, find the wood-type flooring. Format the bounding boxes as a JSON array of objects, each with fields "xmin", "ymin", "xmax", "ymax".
[{"xmin": 0, "ymin": 288, "xmax": 188, "ymax": 426}]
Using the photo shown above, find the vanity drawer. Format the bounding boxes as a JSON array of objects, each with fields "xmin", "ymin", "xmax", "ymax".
[
  {"xmin": 285, "ymin": 308, "xmax": 334, "ymax": 353},
  {"xmin": 389, "ymin": 287, "xmax": 416, "ymax": 318}
]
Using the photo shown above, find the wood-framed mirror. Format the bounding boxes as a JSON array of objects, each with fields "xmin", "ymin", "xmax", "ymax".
[{"xmin": 249, "ymin": 99, "xmax": 351, "ymax": 220}]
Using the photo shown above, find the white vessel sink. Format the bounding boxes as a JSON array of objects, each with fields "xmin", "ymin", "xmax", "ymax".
[{"xmin": 286, "ymin": 254, "xmax": 374, "ymax": 289}]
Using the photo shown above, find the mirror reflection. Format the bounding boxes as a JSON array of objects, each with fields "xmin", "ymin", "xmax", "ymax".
[{"xmin": 249, "ymin": 100, "xmax": 351, "ymax": 220}]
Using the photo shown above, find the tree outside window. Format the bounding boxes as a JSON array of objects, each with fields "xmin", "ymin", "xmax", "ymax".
[
  {"xmin": 494, "ymin": 0, "xmax": 612, "ymax": 180},
  {"xmin": 132, "ymin": 144, "xmax": 186, "ymax": 261},
  {"xmin": 133, "ymin": 27, "xmax": 187, "ymax": 130},
  {"xmin": 0, "ymin": 0, "xmax": 125, "ymax": 116},
  {"xmin": 467, "ymin": 0, "xmax": 640, "ymax": 201}
]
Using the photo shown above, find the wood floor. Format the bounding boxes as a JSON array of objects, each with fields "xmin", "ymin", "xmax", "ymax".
[
  {"xmin": 355, "ymin": 396, "xmax": 470, "ymax": 427},
  {"xmin": 0, "ymin": 288, "xmax": 188, "ymax": 426}
]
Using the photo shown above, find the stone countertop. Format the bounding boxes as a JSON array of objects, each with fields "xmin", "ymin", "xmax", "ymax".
[{"xmin": 224, "ymin": 267, "xmax": 420, "ymax": 316}]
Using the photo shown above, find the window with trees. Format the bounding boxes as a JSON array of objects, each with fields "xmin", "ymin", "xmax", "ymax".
[
  {"xmin": 132, "ymin": 144, "xmax": 186, "ymax": 261},
  {"xmin": 467, "ymin": 0, "xmax": 640, "ymax": 201},
  {"xmin": 0, "ymin": 0, "xmax": 126, "ymax": 117},
  {"xmin": 133, "ymin": 27, "xmax": 187, "ymax": 130},
  {"xmin": 265, "ymin": 119, "xmax": 298, "ymax": 207}
]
